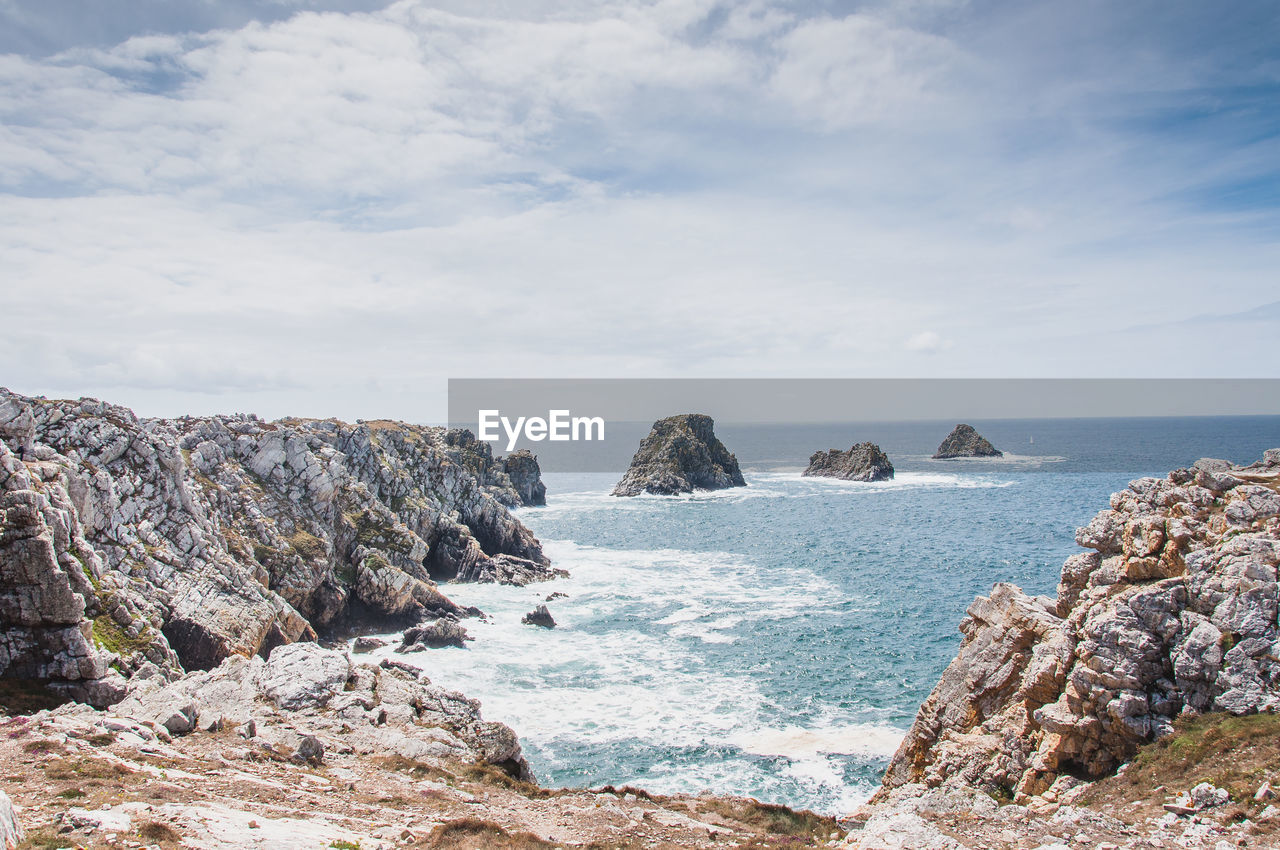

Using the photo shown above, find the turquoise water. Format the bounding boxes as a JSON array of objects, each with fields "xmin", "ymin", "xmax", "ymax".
[{"xmin": 362, "ymin": 417, "xmax": 1280, "ymax": 815}]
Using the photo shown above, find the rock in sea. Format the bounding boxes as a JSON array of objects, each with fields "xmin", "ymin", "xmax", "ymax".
[
  {"xmin": 612, "ymin": 414, "xmax": 746, "ymax": 497},
  {"xmin": 803, "ymin": 442, "xmax": 894, "ymax": 482},
  {"xmin": 522, "ymin": 605, "xmax": 556, "ymax": 628},
  {"xmin": 933, "ymin": 423, "xmax": 1002, "ymax": 459}
]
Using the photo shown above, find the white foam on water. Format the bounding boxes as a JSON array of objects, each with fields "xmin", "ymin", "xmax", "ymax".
[
  {"xmin": 363, "ymin": 541, "xmax": 847, "ymax": 749},
  {"xmin": 731, "ymin": 722, "xmax": 904, "ymax": 761},
  {"xmin": 754, "ymin": 470, "xmax": 1015, "ymax": 491}
]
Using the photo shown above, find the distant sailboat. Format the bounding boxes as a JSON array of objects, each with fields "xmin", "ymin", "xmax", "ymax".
[{"xmin": 1029, "ymin": 436, "xmax": 1034, "ymax": 445}]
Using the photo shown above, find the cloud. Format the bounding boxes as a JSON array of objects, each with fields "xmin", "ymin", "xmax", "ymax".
[
  {"xmin": 905, "ymin": 331, "xmax": 948, "ymax": 354},
  {"xmin": 0, "ymin": 0, "xmax": 1278, "ymax": 420}
]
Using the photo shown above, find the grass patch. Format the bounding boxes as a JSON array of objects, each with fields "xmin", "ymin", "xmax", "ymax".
[
  {"xmin": 289, "ymin": 529, "xmax": 328, "ymax": 560},
  {"xmin": 415, "ymin": 818, "xmax": 555, "ymax": 849},
  {"xmin": 91, "ymin": 612, "xmax": 151, "ymax": 654},
  {"xmin": 136, "ymin": 820, "xmax": 183, "ymax": 846},
  {"xmin": 695, "ymin": 797, "xmax": 839, "ymax": 838},
  {"xmin": 44, "ymin": 756, "xmax": 133, "ymax": 781},
  {"xmin": 22, "ymin": 739, "xmax": 64, "ymax": 755},
  {"xmin": 330, "ymin": 841, "xmax": 361, "ymax": 850},
  {"xmin": 56, "ymin": 788, "xmax": 85, "ymax": 799},
  {"xmin": 461, "ymin": 762, "xmax": 557, "ymax": 799},
  {"xmin": 1080, "ymin": 712, "xmax": 1280, "ymax": 822},
  {"xmin": 372, "ymin": 754, "xmax": 452, "ymax": 782},
  {"xmin": 17, "ymin": 827, "xmax": 71, "ymax": 850}
]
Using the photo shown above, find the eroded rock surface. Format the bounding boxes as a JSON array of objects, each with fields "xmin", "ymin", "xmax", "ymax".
[
  {"xmin": 933, "ymin": 424, "xmax": 1002, "ymax": 459},
  {"xmin": 0, "ymin": 388, "xmax": 559, "ymax": 702},
  {"xmin": 612, "ymin": 414, "xmax": 745, "ymax": 497},
  {"xmin": 804, "ymin": 442, "xmax": 895, "ymax": 482},
  {"xmin": 882, "ymin": 450, "xmax": 1280, "ymax": 802}
]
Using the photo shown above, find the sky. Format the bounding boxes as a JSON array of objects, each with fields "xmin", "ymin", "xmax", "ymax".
[{"xmin": 1, "ymin": 0, "xmax": 1278, "ymax": 422}]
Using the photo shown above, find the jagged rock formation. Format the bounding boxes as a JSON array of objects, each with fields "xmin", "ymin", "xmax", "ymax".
[
  {"xmin": 933, "ymin": 424, "xmax": 1002, "ymax": 459},
  {"xmin": 111, "ymin": 641, "xmax": 528, "ymax": 776},
  {"xmin": 0, "ymin": 388, "xmax": 559, "ymax": 705},
  {"xmin": 398, "ymin": 618, "xmax": 471, "ymax": 650},
  {"xmin": 882, "ymin": 450, "xmax": 1280, "ymax": 802},
  {"xmin": 803, "ymin": 442, "xmax": 895, "ymax": 482},
  {"xmin": 612, "ymin": 414, "xmax": 745, "ymax": 497},
  {"xmin": 522, "ymin": 604, "xmax": 556, "ymax": 628},
  {"xmin": 501, "ymin": 449, "xmax": 546, "ymax": 506}
]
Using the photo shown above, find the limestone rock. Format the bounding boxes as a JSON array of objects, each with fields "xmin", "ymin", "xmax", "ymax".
[
  {"xmin": 933, "ymin": 424, "xmax": 1002, "ymax": 459},
  {"xmin": 256, "ymin": 643, "xmax": 350, "ymax": 711},
  {"xmin": 0, "ymin": 789, "xmax": 21, "ymax": 850},
  {"xmin": 0, "ymin": 388, "xmax": 560, "ymax": 704},
  {"xmin": 612, "ymin": 414, "xmax": 745, "ymax": 497},
  {"xmin": 803, "ymin": 442, "xmax": 895, "ymax": 482},
  {"xmin": 881, "ymin": 449, "xmax": 1280, "ymax": 801},
  {"xmin": 501, "ymin": 450, "xmax": 547, "ymax": 507},
  {"xmin": 522, "ymin": 604, "xmax": 556, "ymax": 628},
  {"xmin": 398, "ymin": 618, "xmax": 470, "ymax": 650}
]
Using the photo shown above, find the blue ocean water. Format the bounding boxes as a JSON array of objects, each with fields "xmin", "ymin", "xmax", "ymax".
[{"xmin": 362, "ymin": 417, "xmax": 1280, "ymax": 815}]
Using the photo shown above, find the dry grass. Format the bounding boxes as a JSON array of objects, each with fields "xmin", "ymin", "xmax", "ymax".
[
  {"xmin": 415, "ymin": 818, "xmax": 557, "ymax": 849},
  {"xmin": 43, "ymin": 755, "xmax": 133, "ymax": 782},
  {"xmin": 1080, "ymin": 712, "xmax": 1280, "ymax": 833},
  {"xmin": 695, "ymin": 796, "xmax": 839, "ymax": 839},
  {"xmin": 136, "ymin": 820, "xmax": 184, "ymax": 847}
]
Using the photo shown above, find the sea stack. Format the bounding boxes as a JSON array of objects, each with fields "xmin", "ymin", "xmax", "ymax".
[
  {"xmin": 612, "ymin": 414, "xmax": 746, "ymax": 496},
  {"xmin": 501, "ymin": 449, "xmax": 547, "ymax": 506},
  {"xmin": 803, "ymin": 442, "xmax": 895, "ymax": 482},
  {"xmin": 933, "ymin": 423, "xmax": 1002, "ymax": 459}
]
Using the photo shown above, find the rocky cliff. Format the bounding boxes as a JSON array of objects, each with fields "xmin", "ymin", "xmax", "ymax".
[
  {"xmin": 933, "ymin": 424, "xmax": 1002, "ymax": 459},
  {"xmin": 804, "ymin": 442, "xmax": 895, "ymax": 482},
  {"xmin": 612, "ymin": 414, "xmax": 746, "ymax": 497},
  {"xmin": 882, "ymin": 450, "xmax": 1280, "ymax": 802},
  {"xmin": 0, "ymin": 389, "xmax": 554, "ymax": 706}
]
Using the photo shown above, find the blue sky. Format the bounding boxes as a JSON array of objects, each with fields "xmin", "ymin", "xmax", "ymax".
[{"xmin": 1, "ymin": 0, "xmax": 1277, "ymax": 421}]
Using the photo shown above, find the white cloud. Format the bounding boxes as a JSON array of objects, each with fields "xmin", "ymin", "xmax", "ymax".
[
  {"xmin": 905, "ymin": 331, "xmax": 947, "ymax": 353},
  {"xmin": 0, "ymin": 0, "xmax": 1278, "ymax": 420}
]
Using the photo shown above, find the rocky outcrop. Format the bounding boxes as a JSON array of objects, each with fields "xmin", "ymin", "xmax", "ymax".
[
  {"xmin": 882, "ymin": 450, "xmax": 1280, "ymax": 802},
  {"xmin": 803, "ymin": 442, "xmax": 895, "ymax": 482},
  {"xmin": 611, "ymin": 414, "xmax": 745, "ymax": 497},
  {"xmin": 501, "ymin": 450, "xmax": 546, "ymax": 507},
  {"xmin": 0, "ymin": 388, "xmax": 560, "ymax": 704},
  {"xmin": 398, "ymin": 618, "xmax": 471, "ymax": 650},
  {"xmin": 108, "ymin": 641, "xmax": 528, "ymax": 776},
  {"xmin": 933, "ymin": 424, "xmax": 1002, "ymax": 459},
  {"xmin": 521, "ymin": 604, "xmax": 556, "ymax": 628}
]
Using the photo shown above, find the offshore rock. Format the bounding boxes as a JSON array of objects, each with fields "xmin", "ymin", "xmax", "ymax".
[
  {"xmin": 398, "ymin": 618, "xmax": 470, "ymax": 650},
  {"xmin": 933, "ymin": 424, "xmax": 1002, "ymax": 459},
  {"xmin": 501, "ymin": 450, "xmax": 546, "ymax": 507},
  {"xmin": 0, "ymin": 388, "xmax": 558, "ymax": 704},
  {"xmin": 881, "ymin": 449, "xmax": 1280, "ymax": 801},
  {"xmin": 521, "ymin": 605, "xmax": 556, "ymax": 628},
  {"xmin": 612, "ymin": 414, "xmax": 745, "ymax": 497},
  {"xmin": 803, "ymin": 442, "xmax": 895, "ymax": 482}
]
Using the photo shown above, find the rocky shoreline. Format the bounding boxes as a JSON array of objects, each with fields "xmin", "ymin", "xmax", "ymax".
[
  {"xmin": 843, "ymin": 449, "xmax": 1280, "ymax": 849},
  {"xmin": 6, "ymin": 389, "xmax": 1280, "ymax": 849},
  {"xmin": 0, "ymin": 389, "xmax": 557, "ymax": 707}
]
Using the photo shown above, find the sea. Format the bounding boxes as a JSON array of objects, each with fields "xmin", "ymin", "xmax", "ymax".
[{"xmin": 359, "ymin": 416, "xmax": 1280, "ymax": 816}]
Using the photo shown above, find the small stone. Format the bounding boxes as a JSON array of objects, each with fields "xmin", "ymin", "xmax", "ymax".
[{"xmin": 295, "ymin": 734, "xmax": 324, "ymax": 764}]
